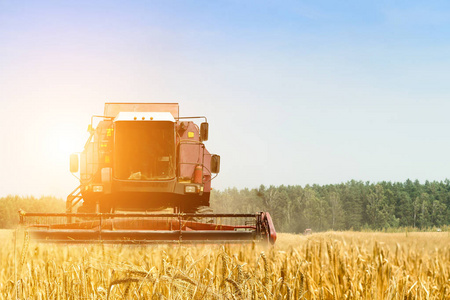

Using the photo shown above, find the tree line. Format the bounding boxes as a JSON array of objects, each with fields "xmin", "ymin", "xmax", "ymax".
[
  {"xmin": 1, "ymin": 179, "xmax": 449, "ymax": 232},
  {"xmin": 210, "ymin": 179, "xmax": 450, "ymax": 233}
]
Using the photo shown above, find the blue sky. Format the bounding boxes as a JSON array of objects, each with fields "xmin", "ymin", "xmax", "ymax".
[{"xmin": 1, "ymin": 1, "xmax": 450, "ymax": 197}]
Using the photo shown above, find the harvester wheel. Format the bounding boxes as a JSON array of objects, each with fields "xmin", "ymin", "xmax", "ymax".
[
  {"xmin": 180, "ymin": 206, "xmax": 214, "ymax": 223},
  {"xmin": 77, "ymin": 201, "xmax": 113, "ymax": 214},
  {"xmin": 77, "ymin": 202, "xmax": 94, "ymax": 213},
  {"xmin": 196, "ymin": 206, "xmax": 214, "ymax": 214},
  {"xmin": 193, "ymin": 206, "xmax": 214, "ymax": 223}
]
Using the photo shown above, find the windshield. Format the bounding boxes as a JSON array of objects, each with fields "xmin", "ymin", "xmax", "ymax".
[{"xmin": 114, "ymin": 121, "xmax": 175, "ymax": 180}]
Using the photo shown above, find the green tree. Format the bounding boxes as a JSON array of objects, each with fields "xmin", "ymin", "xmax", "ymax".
[
  {"xmin": 328, "ymin": 191, "xmax": 344, "ymax": 230},
  {"xmin": 302, "ymin": 188, "xmax": 329, "ymax": 231},
  {"xmin": 430, "ymin": 200, "xmax": 446, "ymax": 227}
]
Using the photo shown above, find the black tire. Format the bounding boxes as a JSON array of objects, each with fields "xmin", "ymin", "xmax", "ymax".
[
  {"xmin": 77, "ymin": 200, "xmax": 113, "ymax": 213},
  {"xmin": 196, "ymin": 206, "xmax": 214, "ymax": 214},
  {"xmin": 192, "ymin": 206, "xmax": 214, "ymax": 223},
  {"xmin": 179, "ymin": 205, "xmax": 214, "ymax": 223}
]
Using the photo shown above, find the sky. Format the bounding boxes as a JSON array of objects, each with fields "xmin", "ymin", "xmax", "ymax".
[{"xmin": 1, "ymin": 0, "xmax": 450, "ymax": 197}]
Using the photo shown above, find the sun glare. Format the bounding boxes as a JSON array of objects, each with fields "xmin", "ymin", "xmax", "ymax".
[
  {"xmin": 41, "ymin": 124, "xmax": 86, "ymax": 169},
  {"xmin": 56, "ymin": 137, "xmax": 79, "ymax": 158}
]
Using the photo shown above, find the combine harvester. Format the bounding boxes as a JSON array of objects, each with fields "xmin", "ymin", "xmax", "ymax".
[{"xmin": 19, "ymin": 103, "xmax": 276, "ymax": 244}]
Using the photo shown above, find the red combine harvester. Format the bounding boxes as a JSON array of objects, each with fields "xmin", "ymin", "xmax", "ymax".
[{"xmin": 19, "ymin": 103, "xmax": 276, "ymax": 244}]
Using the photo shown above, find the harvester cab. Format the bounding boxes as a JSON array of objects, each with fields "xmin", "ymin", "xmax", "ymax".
[{"xmin": 19, "ymin": 103, "xmax": 277, "ymax": 244}]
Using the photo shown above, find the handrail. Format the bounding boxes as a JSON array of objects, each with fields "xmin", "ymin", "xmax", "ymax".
[{"xmin": 177, "ymin": 116, "xmax": 207, "ymax": 123}]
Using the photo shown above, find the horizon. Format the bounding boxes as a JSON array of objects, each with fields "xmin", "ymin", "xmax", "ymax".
[{"xmin": 2, "ymin": 177, "xmax": 449, "ymax": 199}]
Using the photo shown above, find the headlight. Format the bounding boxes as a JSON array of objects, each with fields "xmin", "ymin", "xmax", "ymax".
[
  {"xmin": 93, "ymin": 185, "xmax": 104, "ymax": 192},
  {"xmin": 184, "ymin": 186, "xmax": 197, "ymax": 193}
]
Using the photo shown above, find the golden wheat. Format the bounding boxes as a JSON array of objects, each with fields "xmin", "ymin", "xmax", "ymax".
[{"xmin": 0, "ymin": 230, "xmax": 449, "ymax": 299}]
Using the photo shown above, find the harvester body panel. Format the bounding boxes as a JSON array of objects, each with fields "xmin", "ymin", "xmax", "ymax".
[{"xmin": 77, "ymin": 103, "xmax": 212, "ymax": 212}]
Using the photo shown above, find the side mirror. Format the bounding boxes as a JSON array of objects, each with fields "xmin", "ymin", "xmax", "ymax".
[
  {"xmin": 211, "ymin": 155, "xmax": 220, "ymax": 173},
  {"xmin": 70, "ymin": 153, "xmax": 79, "ymax": 173},
  {"xmin": 200, "ymin": 122, "xmax": 209, "ymax": 141}
]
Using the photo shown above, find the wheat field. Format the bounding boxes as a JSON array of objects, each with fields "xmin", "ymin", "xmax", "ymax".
[{"xmin": 0, "ymin": 230, "xmax": 449, "ymax": 299}]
